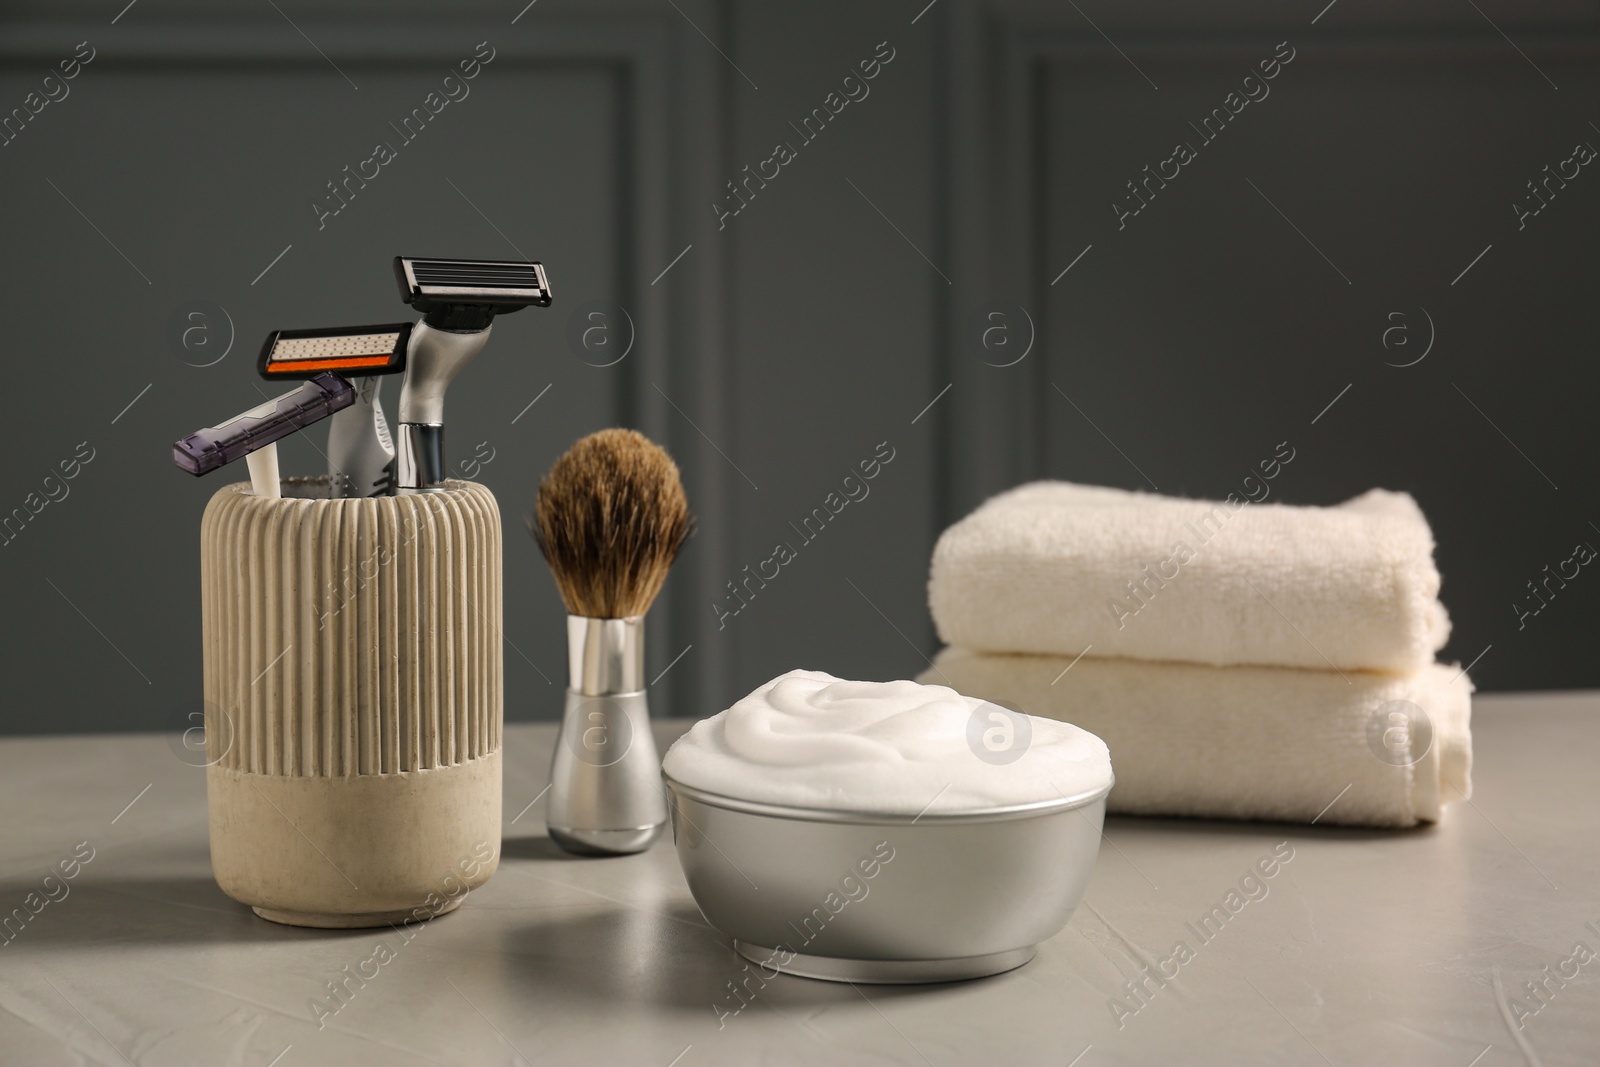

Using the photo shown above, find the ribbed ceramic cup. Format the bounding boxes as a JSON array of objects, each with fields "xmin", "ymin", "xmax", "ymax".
[{"xmin": 200, "ymin": 477, "xmax": 502, "ymax": 928}]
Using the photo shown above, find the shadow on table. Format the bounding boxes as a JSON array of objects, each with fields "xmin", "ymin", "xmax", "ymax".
[
  {"xmin": 0, "ymin": 876, "xmax": 353, "ymax": 953},
  {"xmin": 498, "ymin": 834, "xmax": 591, "ymax": 862},
  {"xmin": 1101, "ymin": 813, "xmax": 1437, "ymax": 841},
  {"xmin": 499, "ymin": 901, "xmax": 992, "ymax": 1016},
  {"xmin": 0, "ymin": 875, "xmax": 418, "ymax": 950}
]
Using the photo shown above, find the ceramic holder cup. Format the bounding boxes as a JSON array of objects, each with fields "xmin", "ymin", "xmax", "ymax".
[{"xmin": 199, "ymin": 477, "xmax": 503, "ymax": 928}]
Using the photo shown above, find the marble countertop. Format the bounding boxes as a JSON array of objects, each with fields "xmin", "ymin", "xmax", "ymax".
[{"xmin": 0, "ymin": 691, "xmax": 1595, "ymax": 1066}]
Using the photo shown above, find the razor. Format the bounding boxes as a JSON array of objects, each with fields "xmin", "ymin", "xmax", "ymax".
[
  {"xmin": 391, "ymin": 256, "xmax": 552, "ymax": 493},
  {"xmin": 172, "ymin": 373, "xmax": 355, "ymax": 500},
  {"xmin": 260, "ymin": 323, "xmax": 413, "ymax": 498}
]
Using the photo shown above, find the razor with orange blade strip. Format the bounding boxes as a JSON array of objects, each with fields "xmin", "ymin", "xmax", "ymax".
[{"xmin": 259, "ymin": 323, "xmax": 413, "ymax": 498}]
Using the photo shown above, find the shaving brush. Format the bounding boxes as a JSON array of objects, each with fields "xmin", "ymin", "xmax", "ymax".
[{"xmin": 531, "ymin": 429, "xmax": 692, "ymax": 855}]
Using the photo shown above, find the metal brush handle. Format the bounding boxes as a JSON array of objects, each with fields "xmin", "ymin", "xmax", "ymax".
[{"xmin": 547, "ymin": 616, "xmax": 667, "ymax": 855}]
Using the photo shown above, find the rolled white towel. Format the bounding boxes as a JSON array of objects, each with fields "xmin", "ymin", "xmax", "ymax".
[
  {"xmin": 921, "ymin": 648, "xmax": 1472, "ymax": 828},
  {"xmin": 929, "ymin": 482, "xmax": 1450, "ymax": 673}
]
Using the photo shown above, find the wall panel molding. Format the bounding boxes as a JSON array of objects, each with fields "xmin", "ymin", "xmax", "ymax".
[
  {"xmin": 938, "ymin": 0, "xmax": 1600, "ymax": 529},
  {"xmin": 0, "ymin": 1, "xmax": 732, "ymax": 724}
]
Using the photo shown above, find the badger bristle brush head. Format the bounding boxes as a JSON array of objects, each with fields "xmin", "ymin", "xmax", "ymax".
[{"xmin": 530, "ymin": 429, "xmax": 693, "ymax": 619}]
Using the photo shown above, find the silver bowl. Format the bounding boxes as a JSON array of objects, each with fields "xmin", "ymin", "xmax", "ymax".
[{"xmin": 664, "ymin": 774, "xmax": 1111, "ymax": 984}]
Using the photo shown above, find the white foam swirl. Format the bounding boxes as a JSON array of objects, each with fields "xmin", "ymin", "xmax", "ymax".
[{"xmin": 663, "ymin": 670, "xmax": 1112, "ymax": 815}]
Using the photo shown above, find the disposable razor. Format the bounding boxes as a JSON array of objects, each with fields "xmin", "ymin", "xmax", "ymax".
[
  {"xmin": 391, "ymin": 257, "xmax": 552, "ymax": 493},
  {"xmin": 259, "ymin": 323, "xmax": 413, "ymax": 498},
  {"xmin": 172, "ymin": 374, "xmax": 355, "ymax": 500}
]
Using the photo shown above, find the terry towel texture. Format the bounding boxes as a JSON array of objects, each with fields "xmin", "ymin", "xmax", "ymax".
[
  {"xmin": 929, "ymin": 482, "xmax": 1450, "ymax": 674},
  {"xmin": 923, "ymin": 648, "xmax": 1473, "ymax": 828}
]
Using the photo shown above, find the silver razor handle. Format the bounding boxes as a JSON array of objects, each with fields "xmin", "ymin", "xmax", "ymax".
[
  {"xmin": 327, "ymin": 376, "xmax": 395, "ymax": 497},
  {"xmin": 547, "ymin": 616, "xmax": 667, "ymax": 856},
  {"xmin": 395, "ymin": 321, "xmax": 491, "ymax": 492},
  {"xmin": 394, "ymin": 424, "xmax": 445, "ymax": 493}
]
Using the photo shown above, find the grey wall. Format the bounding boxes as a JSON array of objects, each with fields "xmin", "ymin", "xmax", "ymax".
[{"xmin": 0, "ymin": 0, "xmax": 1594, "ymax": 736}]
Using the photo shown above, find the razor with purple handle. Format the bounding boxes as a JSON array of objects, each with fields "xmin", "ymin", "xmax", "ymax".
[{"xmin": 173, "ymin": 373, "xmax": 354, "ymax": 497}]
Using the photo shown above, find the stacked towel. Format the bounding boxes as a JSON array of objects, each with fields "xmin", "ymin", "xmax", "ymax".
[
  {"xmin": 925, "ymin": 482, "xmax": 1472, "ymax": 828},
  {"xmin": 919, "ymin": 651, "xmax": 1471, "ymax": 828},
  {"xmin": 930, "ymin": 483, "xmax": 1450, "ymax": 672}
]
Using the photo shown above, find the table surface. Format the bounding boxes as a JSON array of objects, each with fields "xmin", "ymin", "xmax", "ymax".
[{"xmin": 1, "ymin": 691, "xmax": 1595, "ymax": 1067}]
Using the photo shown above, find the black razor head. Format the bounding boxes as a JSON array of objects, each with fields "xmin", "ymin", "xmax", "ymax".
[
  {"xmin": 258, "ymin": 323, "xmax": 413, "ymax": 380},
  {"xmin": 394, "ymin": 257, "xmax": 552, "ymax": 330}
]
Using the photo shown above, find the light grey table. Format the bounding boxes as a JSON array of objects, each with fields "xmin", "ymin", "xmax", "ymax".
[{"xmin": 1, "ymin": 691, "xmax": 1595, "ymax": 1067}]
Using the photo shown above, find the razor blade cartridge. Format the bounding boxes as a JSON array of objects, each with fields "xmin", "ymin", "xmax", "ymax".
[
  {"xmin": 259, "ymin": 323, "xmax": 413, "ymax": 378},
  {"xmin": 394, "ymin": 257, "xmax": 552, "ymax": 314}
]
